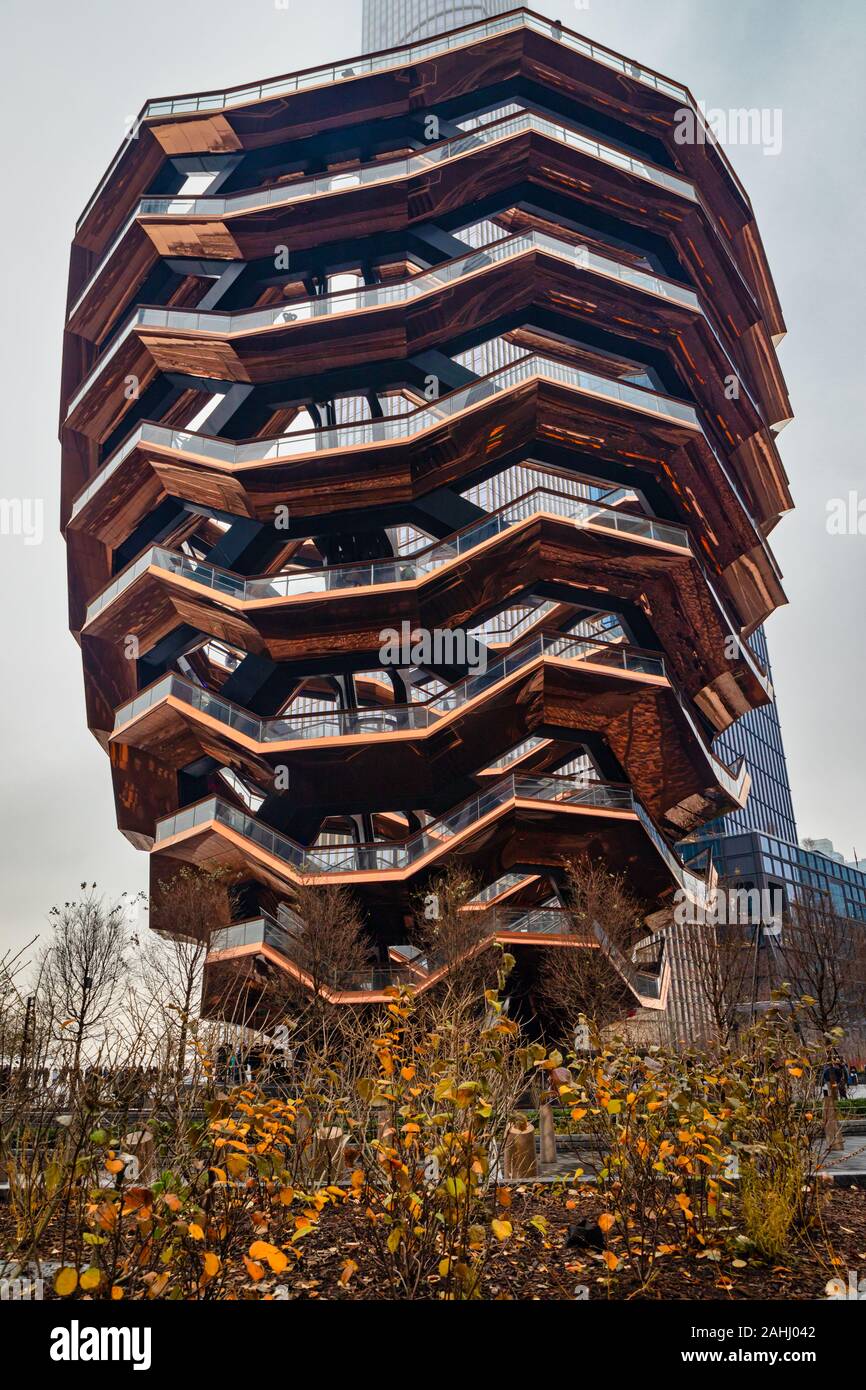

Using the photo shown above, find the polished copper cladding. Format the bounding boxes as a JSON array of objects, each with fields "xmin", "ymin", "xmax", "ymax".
[{"xmin": 61, "ymin": 7, "xmax": 792, "ymax": 1026}]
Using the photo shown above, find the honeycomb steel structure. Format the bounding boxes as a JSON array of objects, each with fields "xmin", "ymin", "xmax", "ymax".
[{"xmin": 60, "ymin": 7, "xmax": 793, "ymax": 1024}]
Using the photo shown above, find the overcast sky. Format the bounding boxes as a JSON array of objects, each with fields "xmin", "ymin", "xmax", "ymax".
[{"xmin": 0, "ymin": 0, "xmax": 863, "ymax": 962}]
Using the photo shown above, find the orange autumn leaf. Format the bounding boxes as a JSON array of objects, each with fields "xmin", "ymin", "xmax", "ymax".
[
  {"xmin": 340, "ymin": 1259, "xmax": 359, "ymax": 1286},
  {"xmin": 244, "ymin": 1256, "xmax": 265, "ymax": 1281},
  {"xmin": 675, "ymin": 1193, "xmax": 694, "ymax": 1220},
  {"xmin": 121, "ymin": 1186, "xmax": 151, "ymax": 1212},
  {"xmin": 602, "ymin": 1250, "xmax": 619, "ymax": 1271},
  {"xmin": 54, "ymin": 1267, "xmax": 78, "ymax": 1297},
  {"xmin": 249, "ymin": 1240, "xmax": 289, "ymax": 1273},
  {"xmin": 597, "ymin": 1213, "xmax": 615, "ymax": 1234}
]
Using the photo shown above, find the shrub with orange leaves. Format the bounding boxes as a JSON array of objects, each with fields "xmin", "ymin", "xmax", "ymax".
[{"xmin": 339, "ymin": 962, "xmax": 540, "ymax": 1299}]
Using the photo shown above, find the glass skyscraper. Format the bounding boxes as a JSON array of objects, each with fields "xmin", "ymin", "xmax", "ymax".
[
  {"xmin": 362, "ymin": 0, "xmax": 516, "ymax": 51},
  {"xmin": 685, "ymin": 630, "xmax": 866, "ymax": 927},
  {"xmin": 711, "ymin": 625, "xmax": 798, "ymax": 843}
]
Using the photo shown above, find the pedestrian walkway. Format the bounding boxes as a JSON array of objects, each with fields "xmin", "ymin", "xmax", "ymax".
[
  {"xmin": 500, "ymin": 1132, "xmax": 866, "ymax": 1185},
  {"xmin": 820, "ymin": 1134, "xmax": 866, "ymax": 1184}
]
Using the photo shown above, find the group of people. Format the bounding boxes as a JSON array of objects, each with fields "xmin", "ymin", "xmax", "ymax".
[{"xmin": 821, "ymin": 1057, "xmax": 860, "ymax": 1099}]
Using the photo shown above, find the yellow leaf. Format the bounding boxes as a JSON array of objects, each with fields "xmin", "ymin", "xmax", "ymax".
[
  {"xmin": 386, "ymin": 1227, "xmax": 402, "ymax": 1254},
  {"xmin": 203, "ymin": 1252, "xmax": 220, "ymax": 1278},
  {"xmin": 250, "ymin": 1240, "xmax": 288, "ymax": 1273},
  {"xmin": 80, "ymin": 1267, "xmax": 101, "ymax": 1291},
  {"xmin": 54, "ymin": 1267, "xmax": 78, "ymax": 1297},
  {"xmin": 597, "ymin": 1213, "xmax": 615, "ymax": 1233},
  {"xmin": 439, "ymin": 1258, "xmax": 451, "ymax": 1277},
  {"xmin": 187, "ymin": 1223, "xmax": 205, "ymax": 1241},
  {"xmin": 491, "ymin": 1219, "xmax": 512, "ymax": 1241}
]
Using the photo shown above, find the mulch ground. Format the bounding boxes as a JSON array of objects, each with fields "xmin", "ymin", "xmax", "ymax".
[
  {"xmin": 290, "ymin": 1183, "xmax": 866, "ymax": 1301},
  {"xmin": 4, "ymin": 1183, "xmax": 865, "ymax": 1300}
]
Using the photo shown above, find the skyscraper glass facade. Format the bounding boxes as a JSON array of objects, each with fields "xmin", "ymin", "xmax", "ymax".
[
  {"xmin": 682, "ymin": 830, "xmax": 866, "ymax": 925},
  {"xmin": 362, "ymin": 0, "xmax": 516, "ymax": 51},
  {"xmin": 711, "ymin": 625, "xmax": 798, "ymax": 843}
]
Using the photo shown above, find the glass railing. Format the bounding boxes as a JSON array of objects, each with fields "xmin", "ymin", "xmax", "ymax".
[
  {"xmin": 591, "ymin": 920, "xmax": 667, "ymax": 1000},
  {"xmin": 113, "ymin": 630, "xmax": 664, "ymax": 736},
  {"xmin": 70, "ymin": 106, "xmax": 696, "ymax": 320},
  {"xmin": 138, "ymin": 112, "xmax": 695, "ymax": 218},
  {"xmin": 113, "ymin": 617, "xmax": 744, "ymax": 810},
  {"xmin": 156, "ymin": 771, "xmax": 710, "ymax": 911},
  {"xmin": 71, "ymin": 358, "xmax": 698, "ymax": 521},
  {"xmin": 484, "ymin": 736, "xmax": 547, "ymax": 772},
  {"xmin": 87, "ymin": 482, "xmax": 688, "ymax": 623},
  {"xmin": 156, "ymin": 773, "xmax": 637, "ymax": 874},
  {"xmin": 150, "ymin": 228, "xmax": 699, "ymax": 323},
  {"xmin": 468, "ymin": 872, "xmax": 529, "ymax": 904},
  {"xmin": 143, "ymin": 14, "xmax": 689, "ymax": 122},
  {"xmin": 667, "ymin": 678, "xmax": 749, "ymax": 805},
  {"xmin": 78, "ymin": 11, "xmax": 710, "ymax": 235},
  {"xmin": 633, "ymin": 799, "xmax": 716, "ymax": 910},
  {"xmin": 65, "ymin": 228, "xmax": 699, "ymax": 421},
  {"xmin": 208, "ymin": 904, "xmax": 665, "ymax": 999},
  {"xmin": 208, "ymin": 916, "xmax": 417, "ymax": 991}
]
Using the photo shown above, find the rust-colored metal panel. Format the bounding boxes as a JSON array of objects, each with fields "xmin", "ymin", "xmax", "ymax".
[{"xmin": 60, "ymin": 11, "xmax": 792, "ymax": 1018}]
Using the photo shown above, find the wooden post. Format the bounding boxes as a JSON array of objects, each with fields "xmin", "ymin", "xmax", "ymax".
[
  {"xmin": 538, "ymin": 1102, "xmax": 557, "ymax": 1165},
  {"xmin": 122, "ymin": 1130, "xmax": 155, "ymax": 1184},
  {"xmin": 504, "ymin": 1119, "xmax": 538, "ymax": 1179},
  {"xmin": 309, "ymin": 1126, "xmax": 347, "ymax": 1182}
]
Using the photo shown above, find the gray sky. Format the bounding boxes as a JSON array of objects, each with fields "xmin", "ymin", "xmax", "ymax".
[{"xmin": 1, "ymin": 0, "xmax": 864, "ymax": 962}]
